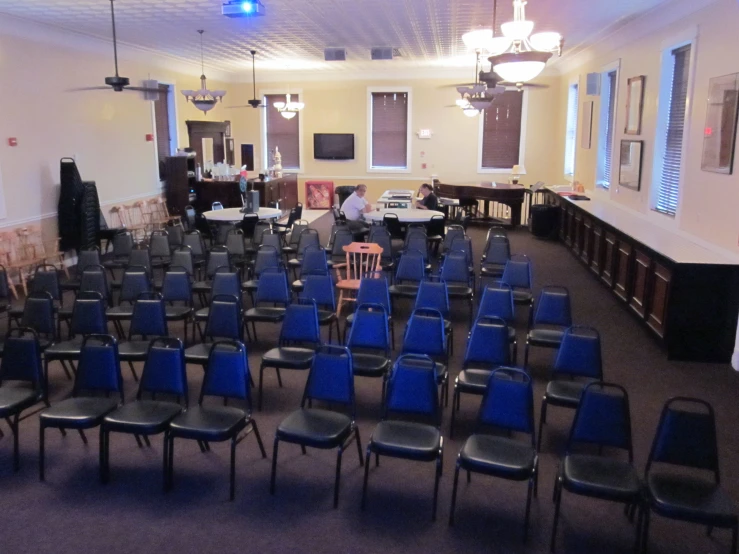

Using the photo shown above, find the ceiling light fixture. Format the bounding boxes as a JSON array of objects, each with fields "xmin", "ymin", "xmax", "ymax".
[
  {"xmin": 181, "ymin": 30, "xmax": 226, "ymax": 114},
  {"xmin": 273, "ymin": 93, "xmax": 304, "ymax": 120}
]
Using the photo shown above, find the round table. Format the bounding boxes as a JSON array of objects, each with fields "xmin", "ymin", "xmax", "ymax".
[
  {"xmin": 201, "ymin": 207, "xmax": 282, "ymax": 222},
  {"xmin": 363, "ymin": 208, "xmax": 445, "ymax": 223}
]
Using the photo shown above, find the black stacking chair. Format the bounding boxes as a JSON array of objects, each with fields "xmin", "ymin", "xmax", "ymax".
[
  {"xmin": 0, "ymin": 328, "xmax": 46, "ymax": 471},
  {"xmin": 480, "ymin": 232, "xmax": 511, "ymax": 279},
  {"xmin": 118, "ymin": 293, "xmax": 168, "ymax": 382},
  {"xmin": 149, "ymin": 230, "xmax": 172, "ymax": 272},
  {"xmin": 258, "ymin": 300, "xmax": 321, "ymax": 410},
  {"xmin": 273, "ymin": 203, "xmax": 302, "ymax": 244},
  {"xmin": 62, "ymin": 248, "xmax": 102, "ymax": 291},
  {"xmin": 39, "ymin": 334, "xmax": 123, "ymax": 481},
  {"xmin": 166, "ymin": 340, "xmax": 267, "ymax": 501},
  {"xmin": 282, "ymin": 220, "xmax": 309, "ymax": 258},
  {"xmin": 299, "ymin": 273, "xmax": 340, "ymax": 343},
  {"xmin": 451, "ymin": 316, "xmax": 512, "ymax": 438},
  {"xmin": 642, "ymin": 397, "xmax": 738, "ymax": 554},
  {"xmin": 538, "ymin": 326, "xmax": 603, "ymax": 452},
  {"xmin": 362, "ymin": 354, "xmax": 444, "ymax": 521},
  {"xmin": 326, "ymin": 226, "xmax": 355, "ymax": 270},
  {"xmin": 182, "ymin": 230, "xmax": 207, "ymax": 272},
  {"xmin": 193, "ymin": 268, "xmax": 242, "ymax": 341},
  {"xmin": 450, "ymin": 368, "xmax": 538, "ymax": 542},
  {"xmin": 271, "ymin": 345, "xmax": 363, "ymax": 508},
  {"xmin": 383, "ymin": 212, "xmax": 404, "ymax": 242},
  {"xmin": 58, "ymin": 265, "xmax": 112, "ymax": 333},
  {"xmin": 242, "ymin": 245, "xmax": 282, "ymax": 301},
  {"xmin": 102, "ymin": 231, "xmax": 134, "ymax": 272},
  {"xmin": 388, "ymin": 250, "xmax": 426, "ymax": 301},
  {"xmin": 225, "ymin": 228, "xmax": 248, "ymax": 272},
  {"xmin": 551, "ymin": 382, "xmax": 642, "ymax": 552},
  {"xmin": 106, "ymin": 265, "xmax": 152, "ymax": 337},
  {"xmin": 239, "ymin": 213, "xmax": 260, "ymax": 251},
  {"xmin": 368, "ymin": 226, "xmax": 395, "ymax": 277},
  {"xmin": 192, "ymin": 247, "xmax": 231, "ymax": 302},
  {"xmin": 110, "ymin": 248, "xmax": 152, "ymax": 290},
  {"xmin": 243, "ymin": 268, "xmax": 291, "ymax": 342},
  {"xmin": 427, "ymin": 214, "xmax": 445, "ymax": 257},
  {"xmin": 439, "ymin": 225, "xmax": 466, "ymax": 258},
  {"xmin": 245, "ymin": 220, "xmax": 271, "ymax": 259},
  {"xmin": 16, "ymin": 292, "xmax": 57, "ymax": 353},
  {"xmin": 101, "ymin": 337, "xmax": 187, "ymax": 486},
  {"xmin": 154, "ymin": 246, "xmax": 195, "ymax": 291},
  {"xmin": 184, "ymin": 295, "xmax": 243, "ymax": 367},
  {"xmin": 346, "ymin": 303, "xmax": 392, "ymax": 401},
  {"xmin": 439, "ymin": 251, "xmax": 475, "ymax": 326},
  {"xmin": 291, "ymin": 245, "xmax": 329, "ymax": 290},
  {"xmin": 524, "ymin": 286, "xmax": 573, "ymax": 369},
  {"xmin": 161, "ymin": 266, "xmax": 194, "ymax": 344},
  {"xmin": 287, "ymin": 228, "xmax": 321, "ymax": 276},
  {"xmin": 9, "ymin": 264, "xmax": 63, "ymax": 324}
]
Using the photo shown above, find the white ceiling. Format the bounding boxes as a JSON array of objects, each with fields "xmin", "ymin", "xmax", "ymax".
[{"xmin": 0, "ymin": 0, "xmax": 675, "ymax": 79}]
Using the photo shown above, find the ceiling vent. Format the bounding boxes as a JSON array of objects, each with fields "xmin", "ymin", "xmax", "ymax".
[
  {"xmin": 324, "ymin": 48, "xmax": 346, "ymax": 61},
  {"xmin": 392, "ymin": 48, "xmax": 402, "ymax": 57},
  {"xmin": 371, "ymin": 47, "xmax": 394, "ymax": 60}
]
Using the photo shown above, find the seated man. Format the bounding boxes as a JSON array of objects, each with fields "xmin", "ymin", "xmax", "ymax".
[
  {"xmin": 415, "ymin": 183, "xmax": 439, "ymax": 211},
  {"xmin": 340, "ymin": 184, "xmax": 372, "ymax": 234}
]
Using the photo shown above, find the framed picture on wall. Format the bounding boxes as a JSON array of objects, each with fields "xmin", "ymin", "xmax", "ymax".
[
  {"xmin": 624, "ymin": 76, "xmax": 645, "ymax": 135},
  {"xmin": 619, "ymin": 140, "xmax": 643, "ymax": 190},
  {"xmin": 701, "ymin": 72, "xmax": 739, "ymax": 174}
]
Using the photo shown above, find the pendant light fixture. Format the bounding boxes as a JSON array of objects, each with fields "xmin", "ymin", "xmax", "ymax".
[
  {"xmin": 273, "ymin": 93, "xmax": 304, "ymax": 120},
  {"xmin": 181, "ymin": 30, "xmax": 226, "ymax": 114}
]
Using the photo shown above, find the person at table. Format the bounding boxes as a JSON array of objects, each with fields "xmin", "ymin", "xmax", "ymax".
[
  {"xmin": 415, "ymin": 183, "xmax": 439, "ymax": 211},
  {"xmin": 340, "ymin": 184, "xmax": 372, "ymax": 233}
]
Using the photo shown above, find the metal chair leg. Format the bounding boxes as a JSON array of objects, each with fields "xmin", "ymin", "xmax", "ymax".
[
  {"xmin": 230, "ymin": 435, "xmax": 237, "ymax": 501},
  {"xmin": 39, "ymin": 424, "xmax": 46, "ymax": 481},
  {"xmin": 361, "ymin": 447, "xmax": 372, "ymax": 510},
  {"xmin": 432, "ymin": 452, "xmax": 442, "ymax": 521},
  {"xmin": 537, "ymin": 400, "xmax": 547, "ymax": 452},
  {"xmin": 270, "ymin": 438, "xmax": 280, "ymax": 495},
  {"xmin": 449, "ymin": 461, "xmax": 461, "ymax": 526},
  {"xmin": 333, "ymin": 447, "xmax": 344, "ymax": 508},
  {"xmin": 524, "ymin": 476, "xmax": 534, "ymax": 543},
  {"xmin": 78, "ymin": 429, "xmax": 88, "ymax": 445},
  {"xmin": 250, "ymin": 420, "xmax": 267, "ymax": 458},
  {"xmin": 550, "ymin": 477, "xmax": 563, "ymax": 552},
  {"xmin": 354, "ymin": 427, "xmax": 364, "ymax": 466}
]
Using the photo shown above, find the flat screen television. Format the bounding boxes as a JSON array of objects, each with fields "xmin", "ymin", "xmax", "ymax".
[{"xmin": 314, "ymin": 133, "xmax": 355, "ymax": 160}]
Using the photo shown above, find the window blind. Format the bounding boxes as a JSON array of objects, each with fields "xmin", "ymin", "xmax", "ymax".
[
  {"xmin": 481, "ymin": 91, "xmax": 523, "ymax": 169},
  {"xmin": 371, "ymin": 92, "xmax": 408, "ymax": 168},
  {"xmin": 564, "ymin": 83, "xmax": 579, "ymax": 176},
  {"xmin": 265, "ymin": 94, "xmax": 300, "ymax": 169},
  {"xmin": 656, "ymin": 45, "xmax": 691, "ymax": 216},
  {"xmin": 602, "ymin": 71, "xmax": 618, "ymax": 188},
  {"xmin": 154, "ymin": 84, "xmax": 171, "ymax": 170}
]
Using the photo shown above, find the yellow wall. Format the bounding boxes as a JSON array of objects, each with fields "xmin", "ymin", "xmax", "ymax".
[{"xmin": 555, "ymin": 0, "xmax": 739, "ymax": 253}]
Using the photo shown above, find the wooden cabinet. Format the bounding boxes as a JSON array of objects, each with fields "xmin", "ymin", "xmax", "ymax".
[
  {"xmin": 164, "ymin": 156, "xmax": 196, "ymax": 217},
  {"xmin": 581, "ymin": 216, "xmax": 593, "ymax": 264},
  {"xmin": 614, "ymin": 241, "xmax": 632, "ymax": 302},
  {"xmin": 601, "ymin": 231, "xmax": 617, "ymax": 287},
  {"xmin": 572, "ymin": 212, "xmax": 582, "ymax": 255},
  {"xmin": 250, "ymin": 174, "xmax": 299, "ymax": 213},
  {"xmin": 647, "ymin": 262, "xmax": 672, "ymax": 337},
  {"xmin": 559, "ymin": 206, "xmax": 568, "ymax": 240},
  {"xmin": 565, "ymin": 208, "xmax": 574, "ymax": 247},
  {"xmin": 629, "ymin": 249, "xmax": 651, "ymax": 318},
  {"xmin": 591, "ymin": 224, "xmax": 603, "ymax": 275}
]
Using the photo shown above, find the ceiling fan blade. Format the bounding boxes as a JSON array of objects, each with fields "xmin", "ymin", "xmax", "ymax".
[
  {"xmin": 66, "ymin": 86, "xmax": 111, "ymax": 92},
  {"xmin": 126, "ymin": 86, "xmax": 162, "ymax": 93},
  {"xmin": 439, "ymin": 83, "xmax": 479, "ymax": 89},
  {"xmin": 226, "ymin": 105, "xmax": 252, "ymax": 109},
  {"xmin": 499, "ymin": 81, "xmax": 549, "ymax": 89}
]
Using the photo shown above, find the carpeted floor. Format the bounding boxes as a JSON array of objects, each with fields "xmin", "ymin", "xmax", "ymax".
[{"xmin": 0, "ymin": 212, "xmax": 737, "ymax": 554}]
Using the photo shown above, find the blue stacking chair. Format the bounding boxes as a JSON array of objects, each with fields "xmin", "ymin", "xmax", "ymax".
[
  {"xmin": 17, "ymin": 292, "xmax": 57, "ymax": 352},
  {"xmin": 292, "ymin": 245, "xmax": 329, "ymax": 292},
  {"xmin": 346, "ymin": 303, "xmax": 392, "ymax": 401},
  {"xmin": 166, "ymin": 340, "xmax": 267, "ymax": 501},
  {"xmin": 118, "ymin": 293, "xmax": 168, "ymax": 381},
  {"xmin": 192, "ymin": 247, "xmax": 231, "ymax": 301},
  {"xmin": 242, "ymin": 245, "xmax": 282, "ymax": 300},
  {"xmin": 101, "ymin": 337, "xmax": 188, "ymax": 486},
  {"xmin": 193, "ymin": 268, "xmax": 242, "ymax": 336},
  {"xmin": 270, "ymin": 345, "xmax": 363, "ymax": 508},
  {"xmin": 39, "ymin": 335, "xmax": 123, "ymax": 481},
  {"xmin": 450, "ymin": 368, "xmax": 538, "ymax": 543},
  {"xmin": 161, "ymin": 265, "xmax": 194, "ymax": 343},
  {"xmin": 9, "ymin": 264, "xmax": 63, "ymax": 324},
  {"xmin": 501, "ymin": 254, "xmax": 534, "ymax": 315},
  {"xmin": 451, "ymin": 315, "xmax": 512, "ymax": 438},
  {"xmin": 367, "ymin": 226, "xmax": 395, "ymax": 277},
  {"xmin": 243, "ymin": 268, "xmax": 291, "ymax": 342},
  {"xmin": 537, "ymin": 326, "xmax": 603, "ymax": 451},
  {"xmin": 299, "ymin": 273, "xmax": 340, "ymax": 343},
  {"xmin": 362, "ymin": 354, "xmax": 444, "ymax": 521},
  {"xmin": 258, "ymin": 300, "xmax": 321, "ymax": 410},
  {"xmin": 389, "ymin": 250, "xmax": 426, "ymax": 300},
  {"xmin": 477, "ymin": 282, "xmax": 518, "ymax": 361},
  {"xmin": 106, "ymin": 265, "xmax": 152, "ymax": 336},
  {"xmin": 326, "ymin": 226, "xmax": 354, "ymax": 270},
  {"xmin": 414, "ymin": 279, "xmax": 453, "ymax": 354},
  {"xmin": 287, "ymin": 228, "xmax": 321, "ymax": 276},
  {"xmin": 344, "ymin": 275, "xmax": 395, "ymax": 348},
  {"xmin": 401, "ymin": 308, "xmax": 449, "ymax": 406},
  {"xmin": 524, "ymin": 286, "xmax": 573, "ymax": 369},
  {"xmin": 551, "ymin": 382, "xmax": 642, "ymax": 552},
  {"xmin": 480, "ymin": 232, "xmax": 511, "ymax": 278},
  {"xmin": 184, "ymin": 294, "xmax": 243, "ymax": 367},
  {"xmin": 439, "ymin": 252, "xmax": 475, "ymax": 326}
]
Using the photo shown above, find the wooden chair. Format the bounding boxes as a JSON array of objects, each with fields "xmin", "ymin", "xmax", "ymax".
[
  {"xmin": 334, "ymin": 242, "xmax": 383, "ymax": 316},
  {"xmin": 124, "ymin": 201, "xmax": 152, "ymax": 243}
]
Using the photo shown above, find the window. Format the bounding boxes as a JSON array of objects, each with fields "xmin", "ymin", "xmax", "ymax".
[
  {"xmin": 596, "ymin": 70, "xmax": 618, "ymax": 188},
  {"xmin": 369, "ymin": 90, "xmax": 410, "ymax": 170},
  {"xmin": 564, "ymin": 82, "xmax": 579, "ymax": 178},
  {"xmin": 264, "ymin": 93, "xmax": 301, "ymax": 170},
  {"xmin": 153, "ymin": 84, "xmax": 172, "ymax": 179},
  {"xmin": 479, "ymin": 90, "xmax": 524, "ymax": 170},
  {"xmin": 654, "ymin": 44, "xmax": 692, "ymax": 216}
]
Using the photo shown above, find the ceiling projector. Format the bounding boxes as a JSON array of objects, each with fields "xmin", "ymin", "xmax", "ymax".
[{"xmin": 222, "ymin": 0, "xmax": 265, "ymax": 17}]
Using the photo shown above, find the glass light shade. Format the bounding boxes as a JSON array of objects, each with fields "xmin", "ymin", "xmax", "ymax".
[
  {"xmin": 489, "ymin": 51, "xmax": 552, "ymax": 83},
  {"xmin": 462, "ymin": 29, "xmax": 493, "ymax": 50},
  {"xmin": 273, "ymin": 101, "xmax": 286, "ymax": 109},
  {"xmin": 501, "ymin": 20, "xmax": 534, "ymax": 40},
  {"xmin": 192, "ymin": 100, "xmax": 216, "ymax": 112},
  {"xmin": 530, "ymin": 32, "xmax": 562, "ymax": 52},
  {"xmin": 280, "ymin": 111, "xmax": 297, "ymax": 120},
  {"xmin": 469, "ymin": 99, "xmax": 493, "ymax": 110},
  {"xmin": 290, "ymin": 102, "xmax": 305, "ymax": 110},
  {"xmin": 456, "ymin": 98, "xmax": 469, "ymax": 107},
  {"xmin": 487, "ymin": 36, "xmax": 513, "ymax": 55},
  {"xmin": 463, "ymin": 107, "xmax": 479, "ymax": 117}
]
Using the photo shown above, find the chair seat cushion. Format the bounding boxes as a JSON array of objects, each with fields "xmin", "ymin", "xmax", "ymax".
[
  {"xmin": 184, "ymin": 343, "xmax": 212, "ymax": 364},
  {"xmin": 527, "ymin": 328, "xmax": 566, "ymax": 347},
  {"xmin": 480, "ymin": 263, "xmax": 506, "ymax": 277},
  {"xmin": 370, "ymin": 420, "xmax": 441, "ymax": 461},
  {"xmin": 346, "ymin": 312, "xmax": 392, "ymax": 327},
  {"xmin": 317, "ymin": 310, "xmax": 336, "ymax": 325},
  {"xmin": 456, "ymin": 368, "xmax": 494, "ymax": 393},
  {"xmin": 545, "ymin": 380, "xmax": 587, "ymax": 407},
  {"xmin": 648, "ymin": 473, "xmax": 738, "ymax": 525},
  {"xmin": 460, "ymin": 434, "xmax": 536, "ymax": 480},
  {"xmin": 165, "ymin": 306, "xmax": 192, "ymax": 320},
  {"xmin": 388, "ymin": 284, "xmax": 420, "ymax": 298},
  {"xmin": 169, "ymin": 406, "xmax": 247, "ymax": 441},
  {"xmin": 106, "ymin": 306, "xmax": 134, "ymax": 320},
  {"xmin": 564, "ymin": 454, "xmax": 641, "ymax": 501},
  {"xmin": 191, "ymin": 281, "xmax": 213, "ymax": 293},
  {"xmin": 118, "ymin": 340, "xmax": 152, "ymax": 360},
  {"xmin": 0, "ymin": 387, "xmax": 39, "ymax": 416},
  {"xmin": 287, "ymin": 259, "xmax": 302, "ymax": 268},
  {"xmin": 45, "ymin": 338, "xmax": 85, "ymax": 358},
  {"xmin": 447, "ymin": 285, "xmax": 473, "ymax": 298},
  {"xmin": 512, "ymin": 290, "xmax": 533, "ymax": 305},
  {"xmin": 244, "ymin": 307, "xmax": 286, "ymax": 322},
  {"xmin": 57, "ymin": 307, "xmax": 73, "ymax": 320},
  {"xmin": 40, "ymin": 397, "xmax": 120, "ymax": 429},
  {"xmin": 351, "ymin": 353, "xmax": 391, "ymax": 377},
  {"xmin": 261, "ymin": 347, "xmax": 315, "ymax": 369},
  {"xmin": 194, "ymin": 307, "xmax": 209, "ymax": 321},
  {"xmin": 103, "ymin": 400, "xmax": 183, "ymax": 434},
  {"xmin": 276, "ymin": 408, "xmax": 352, "ymax": 448},
  {"xmin": 242, "ymin": 279, "xmax": 258, "ymax": 292}
]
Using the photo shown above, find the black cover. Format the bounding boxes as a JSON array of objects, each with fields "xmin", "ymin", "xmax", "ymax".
[
  {"xmin": 79, "ymin": 183, "xmax": 101, "ymax": 251},
  {"xmin": 58, "ymin": 158, "xmax": 85, "ymax": 252},
  {"xmin": 529, "ymin": 204, "xmax": 559, "ymax": 239}
]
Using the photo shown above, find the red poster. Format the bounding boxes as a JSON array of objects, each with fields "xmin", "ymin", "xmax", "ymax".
[{"xmin": 305, "ymin": 181, "xmax": 334, "ymax": 210}]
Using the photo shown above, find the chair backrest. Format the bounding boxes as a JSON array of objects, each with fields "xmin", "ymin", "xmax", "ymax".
[
  {"xmin": 170, "ymin": 246, "xmax": 194, "ymax": 276},
  {"xmin": 111, "ymin": 231, "xmax": 134, "ymax": 259},
  {"xmin": 211, "ymin": 268, "xmax": 242, "ymax": 300},
  {"xmin": 21, "ymin": 292, "xmax": 56, "ymax": 337},
  {"xmin": 501, "ymin": 254, "xmax": 533, "ymax": 290},
  {"xmin": 477, "ymin": 367, "xmax": 534, "ymax": 440},
  {"xmin": 212, "ymin": 201, "xmax": 224, "ymax": 211},
  {"xmin": 303, "ymin": 345, "xmax": 355, "ymax": 413},
  {"xmin": 402, "ymin": 308, "xmax": 447, "ymax": 359},
  {"xmin": 118, "ymin": 265, "xmax": 152, "ymax": 303},
  {"xmin": 355, "ymin": 276, "xmax": 391, "ymax": 312},
  {"xmin": 488, "ymin": 225, "xmax": 507, "ymax": 239},
  {"xmin": 439, "ymin": 252, "xmax": 470, "ymax": 286},
  {"xmin": 205, "ymin": 247, "xmax": 231, "ymax": 278},
  {"xmin": 330, "ymin": 227, "xmax": 354, "ymax": 258},
  {"xmin": 288, "ymin": 221, "xmax": 309, "ymax": 247},
  {"xmin": 553, "ymin": 326, "xmax": 603, "ymax": 380},
  {"xmin": 476, "ymin": 282, "xmax": 515, "ymax": 324},
  {"xmin": 128, "ymin": 249, "xmax": 152, "ymax": 276},
  {"xmin": 427, "ymin": 214, "xmax": 445, "ymax": 237},
  {"xmin": 201, "ymin": 340, "xmax": 252, "ymax": 406},
  {"xmin": 449, "ymin": 235, "xmax": 474, "ymax": 266},
  {"xmin": 532, "ymin": 286, "xmax": 572, "ymax": 327},
  {"xmin": 129, "ymin": 294, "xmax": 168, "ymax": 339},
  {"xmin": 347, "ymin": 303, "xmax": 390, "ymax": 354},
  {"xmin": 252, "ymin": 246, "xmax": 281, "ymax": 277},
  {"xmin": 483, "ymin": 234, "xmax": 511, "ymax": 266},
  {"xmin": 342, "ymin": 243, "xmax": 383, "ymax": 281},
  {"xmin": 646, "ymin": 397, "xmax": 720, "ymax": 479},
  {"xmin": 161, "ymin": 266, "xmax": 192, "ymax": 304},
  {"xmin": 568, "ymin": 382, "xmax": 633, "ymax": 460},
  {"xmin": 0, "ymin": 265, "xmax": 10, "ymax": 301},
  {"xmin": 183, "ymin": 231, "xmax": 206, "ymax": 257},
  {"xmin": 296, "ymin": 228, "xmax": 321, "ymax": 257},
  {"xmin": 252, "ymin": 221, "xmax": 271, "ymax": 246},
  {"xmin": 299, "ymin": 245, "xmax": 329, "ymax": 277},
  {"xmin": 73, "ymin": 335, "xmax": 123, "ymax": 400},
  {"xmin": 240, "ymin": 213, "xmax": 259, "ymax": 238},
  {"xmin": 464, "ymin": 316, "xmax": 511, "ymax": 368},
  {"xmin": 204, "ymin": 294, "xmax": 243, "ymax": 341},
  {"xmin": 0, "ymin": 328, "xmax": 43, "ymax": 391},
  {"xmin": 382, "ymin": 213, "xmax": 403, "ymax": 238},
  {"xmin": 29, "ymin": 265, "xmax": 61, "ymax": 303},
  {"xmin": 76, "ymin": 249, "xmax": 102, "ymax": 277},
  {"xmin": 149, "ymin": 231, "xmax": 171, "ymax": 259},
  {"xmin": 384, "ymin": 354, "xmax": 440, "ymax": 424},
  {"xmin": 368, "ymin": 226, "xmax": 393, "ymax": 261},
  {"xmin": 79, "ymin": 264, "xmax": 111, "ymax": 305},
  {"xmin": 442, "ymin": 225, "xmax": 466, "ymax": 254},
  {"xmin": 300, "ymin": 273, "xmax": 336, "ymax": 311},
  {"xmin": 395, "ymin": 250, "xmax": 426, "ymax": 283},
  {"xmin": 414, "ymin": 279, "xmax": 449, "ymax": 318},
  {"xmin": 184, "ymin": 205, "xmax": 196, "ymax": 230},
  {"xmin": 285, "ymin": 205, "xmax": 300, "ymax": 228},
  {"xmin": 279, "ymin": 301, "xmax": 321, "ymax": 346},
  {"xmin": 70, "ymin": 292, "xmax": 108, "ymax": 336},
  {"xmin": 225, "ymin": 229, "xmax": 246, "ymax": 257},
  {"xmin": 138, "ymin": 337, "xmax": 188, "ymax": 404},
  {"xmin": 168, "ymin": 224, "xmax": 184, "ymax": 249},
  {"xmin": 404, "ymin": 229, "xmax": 428, "ymax": 261},
  {"xmin": 254, "ymin": 268, "xmax": 290, "ymax": 306},
  {"xmin": 261, "ymin": 230, "xmax": 282, "ymax": 252}
]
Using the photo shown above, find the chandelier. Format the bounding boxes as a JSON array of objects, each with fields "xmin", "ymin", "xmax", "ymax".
[
  {"xmin": 455, "ymin": 51, "xmax": 504, "ymax": 117},
  {"xmin": 181, "ymin": 30, "xmax": 226, "ymax": 114},
  {"xmin": 273, "ymin": 93, "xmax": 304, "ymax": 119}
]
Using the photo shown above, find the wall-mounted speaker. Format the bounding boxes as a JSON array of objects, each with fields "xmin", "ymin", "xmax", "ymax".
[
  {"xmin": 586, "ymin": 73, "xmax": 601, "ymax": 96},
  {"xmin": 143, "ymin": 79, "xmax": 159, "ymax": 101}
]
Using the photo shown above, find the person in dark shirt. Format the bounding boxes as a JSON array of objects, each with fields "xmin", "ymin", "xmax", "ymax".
[{"xmin": 415, "ymin": 183, "xmax": 439, "ymax": 211}]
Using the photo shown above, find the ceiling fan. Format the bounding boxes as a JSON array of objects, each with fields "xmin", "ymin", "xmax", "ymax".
[
  {"xmin": 444, "ymin": 51, "xmax": 505, "ymax": 114},
  {"xmin": 227, "ymin": 50, "xmax": 267, "ymax": 109},
  {"xmin": 69, "ymin": 0, "xmax": 160, "ymax": 93}
]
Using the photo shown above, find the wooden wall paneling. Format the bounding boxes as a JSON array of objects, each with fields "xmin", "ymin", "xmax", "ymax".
[
  {"xmin": 566, "ymin": 207, "xmax": 575, "ymax": 246},
  {"xmin": 590, "ymin": 224, "xmax": 603, "ymax": 275},
  {"xmin": 647, "ymin": 261, "xmax": 672, "ymax": 337},
  {"xmin": 614, "ymin": 240, "xmax": 632, "ymax": 301},
  {"xmin": 581, "ymin": 216, "xmax": 593, "ymax": 264},
  {"xmin": 601, "ymin": 230, "xmax": 616, "ymax": 287},
  {"xmin": 629, "ymin": 249, "xmax": 651, "ymax": 318},
  {"xmin": 572, "ymin": 212, "xmax": 583, "ymax": 255},
  {"xmin": 559, "ymin": 205, "xmax": 568, "ymax": 240}
]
